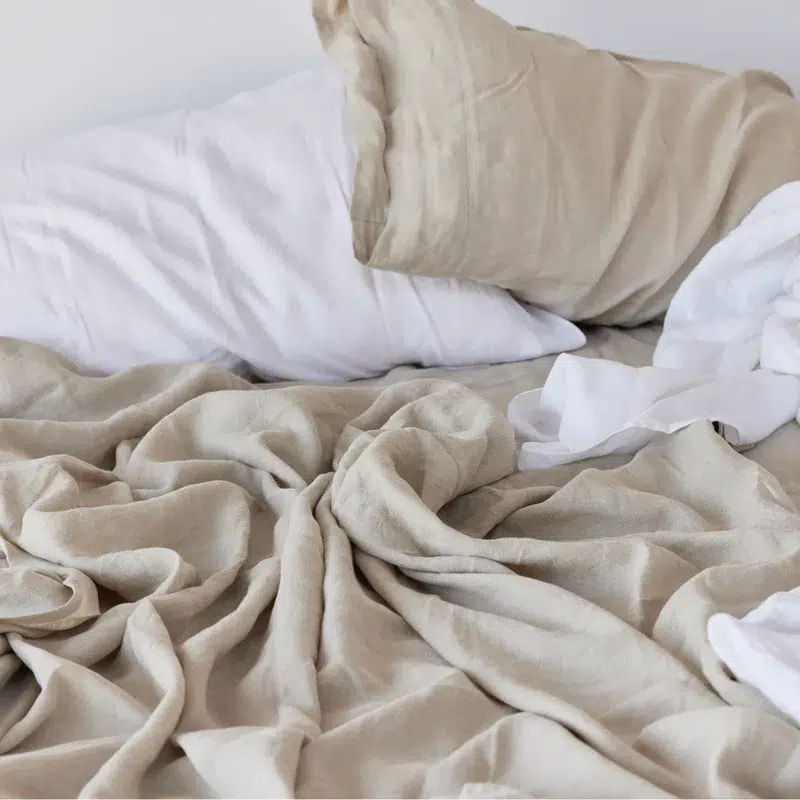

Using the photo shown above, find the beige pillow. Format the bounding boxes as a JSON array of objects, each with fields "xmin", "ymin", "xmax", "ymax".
[{"xmin": 313, "ymin": 0, "xmax": 800, "ymax": 325}]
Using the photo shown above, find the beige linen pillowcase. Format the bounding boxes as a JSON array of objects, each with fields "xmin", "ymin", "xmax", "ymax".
[{"xmin": 313, "ymin": 0, "xmax": 800, "ymax": 325}]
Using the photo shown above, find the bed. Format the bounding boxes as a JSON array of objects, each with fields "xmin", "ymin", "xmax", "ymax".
[
  {"xmin": 0, "ymin": 324, "xmax": 798, "ymax": 798},
  {"xmin": 2, "ymin": 2, "xmax": 800, "ymax": 798}
]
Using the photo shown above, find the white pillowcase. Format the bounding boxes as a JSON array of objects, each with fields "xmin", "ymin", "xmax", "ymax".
[{"xmin": 0, "ymin": 66, "xmax": 585, "ymax": 381}]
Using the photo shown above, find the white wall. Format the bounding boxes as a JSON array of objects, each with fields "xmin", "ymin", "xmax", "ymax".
[
  {"xmin": 1, "ymin": 0, "xmax": 799, "ymax": 154},
  {"xmin": 484, "ymin": 0, "xmax": 800, "ymax": 83},
  {"xmin": 0, "ymin": 0, "xmax": 324, "ymax": 153}
]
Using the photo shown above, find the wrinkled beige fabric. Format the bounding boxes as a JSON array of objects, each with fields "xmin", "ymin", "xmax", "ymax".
[
  {"xmin": 0, "ymin": 337, "xmax": 800, "ymax": 797},
  {"xmin": 313, "ymin": 0, "xmax": 800, "ymax": 325}
]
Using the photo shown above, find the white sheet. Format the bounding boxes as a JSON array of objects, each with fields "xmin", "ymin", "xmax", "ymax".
[
  {"xmin": 509, "ymin": 181, "xmax": 800, "ymax": 471},
  {"xmin": 708, "ymin": 590, "xmax": 800, "ymax": 728},
  {"xmin": 654, "ymin": 181, "xmax": 800, "ymax": 376},
  {"xmin": 509, "ymin": 356, "xmax": 800, "ymax": 470}
]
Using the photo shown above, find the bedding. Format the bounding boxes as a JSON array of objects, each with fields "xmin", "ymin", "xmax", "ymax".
[
  {"xmin": 314, "ymin": 0, "xmax": 800, "ymax": 324},
  {"xmin": 0, "ymin": 65, "xmax": 582, "ymax": 382},
  {"xmin": 508, "ymin": 181, "xmax": 800, "ymax": 470},
  {"xmin": 708, "ymin": 589, "xmax": 800, "ymax": 729},
  {"xmin": 509, "ymin": 355, "xmax": 800, "ymax": 468},
  {"xmin": 654, "ymin": 180, "xmax": 800, "ymax": 377},
  {"xmin": 499, "ymin": 180, "xmax": 800, "ymax": 734},
  {"xmin": 3, "ymin": 10, "xmax": 800, "ymax": 792},
  {"xmin": 2, "ymin": 327, "xmax": 800, "ymax": 798}
]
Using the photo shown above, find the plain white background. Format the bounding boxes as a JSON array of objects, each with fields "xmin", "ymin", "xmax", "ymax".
[{"xmin": 1, "ymin": 0, "xmax": 799, "ymax": 154}]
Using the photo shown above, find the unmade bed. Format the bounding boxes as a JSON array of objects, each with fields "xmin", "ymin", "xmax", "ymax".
[
  {"xmin": 4, "ymin": 0, "xmax": 800, "ymax": 797},
  {"xmin": 1, "ymin": 325, "xmax": 799, "ymax": 797}
]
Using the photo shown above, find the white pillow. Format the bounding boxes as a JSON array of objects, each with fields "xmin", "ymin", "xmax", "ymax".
[{"xmin": 0, "ymin": 67, "xmax": 584, "ymax": 381}]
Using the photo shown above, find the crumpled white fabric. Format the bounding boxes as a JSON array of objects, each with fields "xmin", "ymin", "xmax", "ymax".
[
  {"xmin": 508, "ymin": 356, "xmax": 800, "ymax": 470},
  {"xmin": 508, "ymin": 180, "xmax": 800, "ymax": 471},
  {"xmin": 708, "ymin": 590, "xmax": 800, "ymax": 727},
  {"xmin": 654, "ymin": 181, "xmax": 800, "ymax": 376}
]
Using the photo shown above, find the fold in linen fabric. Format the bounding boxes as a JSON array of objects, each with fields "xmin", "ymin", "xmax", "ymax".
[{"xmin": 3, "ymin": 338, "xmax": 800, "ymax": 796}]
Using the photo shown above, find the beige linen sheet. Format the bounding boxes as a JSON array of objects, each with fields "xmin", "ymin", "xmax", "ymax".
[{"xmin": 1, "ymin": 331, "xmax": 800, "ymax": 797}]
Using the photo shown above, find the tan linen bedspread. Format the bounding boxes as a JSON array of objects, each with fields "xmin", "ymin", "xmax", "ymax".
[{"xmin": 1, "ymin": 335, "xmax": 800, "ymax": 798}]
